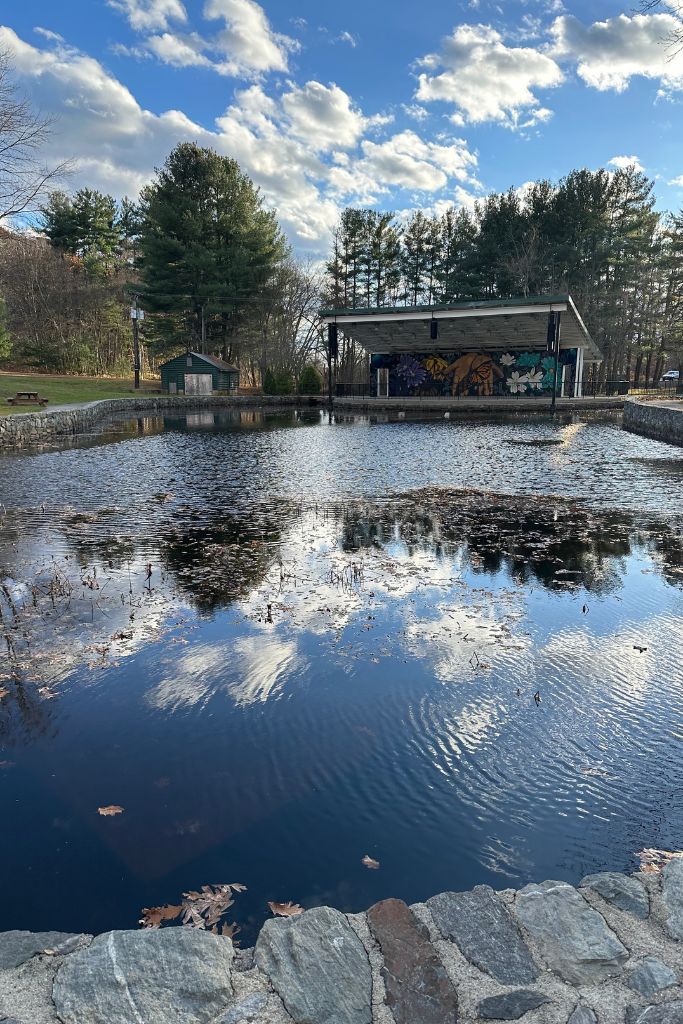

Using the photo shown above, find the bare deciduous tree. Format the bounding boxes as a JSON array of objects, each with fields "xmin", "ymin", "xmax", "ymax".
[
  {"xmin": 639, "ymin": 1, "xmax": 683, "ymax": 50},
  {"xmin": 0, "ymin": 50, "xmax": 68, "ymax": 220}
]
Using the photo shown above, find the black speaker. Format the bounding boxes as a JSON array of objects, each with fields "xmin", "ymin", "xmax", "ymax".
[
  {"xmin": 430, "ymin": 319, "xmax": 438, "ymax": 341},
  {"xmin": 546, "ymin": 312, "xmax": 557, "ymax": 354},
  {"xmin": 328, "ymin": 324, "xmax": 338, "ymax": 359}
]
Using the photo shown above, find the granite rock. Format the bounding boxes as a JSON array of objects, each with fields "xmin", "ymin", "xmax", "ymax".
[
  {"xmin": 427, "ymin": 886, "xmax": 538, "ymax": 985},
  {"xmin": 0, "ymin": 932, "xmax": 87, "ymax": 971},
  {"xmin": 627, "ymin": 957, "xmax": 677, "ymax": 998},
  {"xmin": 513, "ymin": 879, "xmax": 627, "ymax": 985},
  {"xmin": 255, "ymin": 906, "xmax": 372, "ymax": 1024},
  {"xmin": 567, "ymin": 1006, "xmax": 597, "ymax": 1024},
  {"xmin": 580, "ymin": 872, "xmax": 649, "ymax": 919},
  {"xmin": 367, "ymin": 898, "xmax": 457, "ymax": 1024},
  {"xmin": 663, "ymin": 859, "xmax": 683, "ymax": 941},
  {"xmin": 53, "ymin": 928, "xmax": 234, "ymax": 1024},
  {"xmin": 477, "ymin": 990, "xmax": 550, "ymax": 1020},
  {"xmin": 631, "ymin": 1002, "xmax": 683, "ymax": 1024},
  {"xmin": 215, "ymin": 992, "xmax": 269, "ymax": 1023}
]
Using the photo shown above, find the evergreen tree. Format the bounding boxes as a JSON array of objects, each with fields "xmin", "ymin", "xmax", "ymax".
[
  {"xmin": 138, "ymin": 143, "xmax": 287, "ymax": 357},
  {"xmin": 0, "ymin": 294, "xmax": 11, "ymax": 360}
]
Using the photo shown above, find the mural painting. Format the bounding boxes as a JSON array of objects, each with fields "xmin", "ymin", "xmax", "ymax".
[{"xmin": 371, "ymin": 349, "xmax": 577, "ymax": 398}]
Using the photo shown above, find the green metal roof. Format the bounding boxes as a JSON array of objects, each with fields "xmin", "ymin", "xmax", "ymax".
[{"xmin": 319, "ymin": 294, "xmax": 571, "ymax": 318}]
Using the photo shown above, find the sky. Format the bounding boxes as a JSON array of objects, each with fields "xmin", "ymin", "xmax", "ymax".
[{"xmin": 2, "ymin": 0, "xmax": 683, "ymax": 257}]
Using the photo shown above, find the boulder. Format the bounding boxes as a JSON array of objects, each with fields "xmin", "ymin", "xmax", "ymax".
[
  {"xmin": 513, "ymin": 880, "xmax": 627, "ymax": 985},
  {"xmin": 580, "ymin": 872, "xmax": 649, "ymax": 919},
  {"xmin": 53, "ymin": 928, "xmax": 234, "ymax": 1024},
  {"xmin": 427, "ymin": 886, "xmax": 538, "ymax": 984},
  {"xmin": 477, "ymin": 990, "xmax": 550, "ymax": 1020},
  {"xmin": 663, "ymin": 859, "xmax": 683, "ymax": 940},
  {"xmin": 627, "ymin": 957, "xmax": 677, "ymax": 999},
  {"xmin": 567, "ymin": 1006, "xmax": 597, "ymax": 1024},
  {"xmin": 367, "ymin": 899, "xmax": 457, "ymax": 1024},
  {"xmin": 255, "ymin": 906, "xmax": 372, "ymax": 1024},
  {"xmin": 0, "ymin": 932, "xmax": 87, "ymax": 971}
]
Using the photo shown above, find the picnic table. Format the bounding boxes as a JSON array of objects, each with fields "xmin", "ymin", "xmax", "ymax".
[{"xmin": 6, "ymin": 391, "xmax": 49, "ymax": 407}]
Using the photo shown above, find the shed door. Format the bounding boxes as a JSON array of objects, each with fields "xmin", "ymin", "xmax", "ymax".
[{"xmin": 184, "ymin": 373, "xmax": 212, "ymax": 396}]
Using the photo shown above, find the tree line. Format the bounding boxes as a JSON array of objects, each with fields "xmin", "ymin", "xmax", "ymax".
[{"xmin": 325, "ymin": 169, "xmax": 683, "ymax": 386}]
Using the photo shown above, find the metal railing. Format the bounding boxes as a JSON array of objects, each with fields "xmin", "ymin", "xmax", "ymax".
[{"xmin": 336, "ymin": 380, "xmax": 683, "ymax": 400}]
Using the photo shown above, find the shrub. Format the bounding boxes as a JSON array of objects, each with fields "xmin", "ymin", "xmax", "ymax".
[{"xmin": 298, "ymin": 365, "xmax": 322, "ymax": 394}]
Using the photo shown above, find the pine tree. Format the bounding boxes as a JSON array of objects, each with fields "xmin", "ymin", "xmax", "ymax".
[{"xmin": 138, "ymin": 143, "xmax": 287, "ymax": 356}]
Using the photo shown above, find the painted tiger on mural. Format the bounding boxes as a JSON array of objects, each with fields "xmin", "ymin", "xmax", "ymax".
[{"xmin": 442, "ymin": 353, "xmax": 504, "ymax": 396}]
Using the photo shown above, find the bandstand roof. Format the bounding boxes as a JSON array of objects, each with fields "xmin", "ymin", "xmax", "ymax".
[{"xmin": 320, "ymin": 294, "xmax": 602, "ymax": 363}]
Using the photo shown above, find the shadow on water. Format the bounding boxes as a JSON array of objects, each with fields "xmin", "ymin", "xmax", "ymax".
[{"xmin": 1, "ymin": 411, "xmax": 683, "ymax": 941}]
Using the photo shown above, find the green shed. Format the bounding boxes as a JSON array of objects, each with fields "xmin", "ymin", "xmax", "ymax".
[{"xmin": 160, "ymin": 352, "xmax": 240, "ymax": 395}]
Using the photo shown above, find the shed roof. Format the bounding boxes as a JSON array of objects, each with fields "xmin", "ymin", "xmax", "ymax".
[
  {"xmin": 320, "ymin": 294, "xmax": 602, "ymax": 363},
  {"xmin": 161, "ymin": 351, "xmax": 239, "ymax": 372}
]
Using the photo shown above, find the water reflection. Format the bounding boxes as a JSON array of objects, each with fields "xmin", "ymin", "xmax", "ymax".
[{"xmin": 1, "ymin": 430, "xmax": 683, "ymax": 938}]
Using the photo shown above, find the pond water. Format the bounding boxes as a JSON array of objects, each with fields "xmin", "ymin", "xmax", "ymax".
[{"xmin": 1, "ymin": 408, "xmax": 683, "ymax": 942}]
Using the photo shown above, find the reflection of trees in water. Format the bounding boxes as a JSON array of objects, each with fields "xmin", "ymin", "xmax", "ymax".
[
  {"xmin": 337, "ymin": 489, "xmax": 676, "ymax": 596},
  {"xmin": 159, "ymin": 506, "xmax": 291, "ymax": 612}
]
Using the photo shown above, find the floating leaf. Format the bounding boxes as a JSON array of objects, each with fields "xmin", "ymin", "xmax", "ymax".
[
  {"xmin": 268, "ymin": 901, "xmax": 304, "ymax": 917},
  {"xmin": 140, "ymin": 904, "xmax": 183, "ymax": 929},
  {"xmin": 635, "ymin": 848, "xmax": 683, "ymax": 873},
  {"xmin": 98, "ymin": 805, "xmax": 124, "ymax": 817},
  {"xmin": 362, "ymin": 854, "xmax": 380, "ymax": 870},
  {"xmin": 0, "ymin": 687, "xmax": 9, "ymax": 699}
]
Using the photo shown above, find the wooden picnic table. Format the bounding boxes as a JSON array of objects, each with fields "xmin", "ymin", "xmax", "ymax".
[{"xmin": 6, "ymin": 391, "xmax": 49, "ymax": 407}]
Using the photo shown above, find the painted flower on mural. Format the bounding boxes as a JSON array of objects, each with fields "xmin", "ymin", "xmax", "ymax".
[
  {"xmin": 500, "ymin": 353, "xmax": 516, "ymax": 367},
  {"xmin": 516, "ymin": 352, "xmax": 541, "ymax": 368},
  {"xmin": 541, "ymin": 356, "xmax": 556, "ymax": 371},
  {"xmin": 506, "ymin": 371, "xmax": 529, "ymax": 394},
  {"xmin": 526, "ymin": 370, "xmax": 545, "ymax": 390},
  {"xmin": 423, "ymin": 356, "xmax": 450, "ymax": 380},
  {"xmin": 542, "ymin": 370, "xmax": 555, "ymax": 388},
  {"xmin": 396, "ymin": 354, "xmax": 427, "ymax": 387}
]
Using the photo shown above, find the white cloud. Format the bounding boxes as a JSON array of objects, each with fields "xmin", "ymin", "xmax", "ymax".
[
  {"xmin": 669, "ymin": 175, "xmax": 683, "ymax": 187},
  {"xmin": 608, "ymin": 155, "xmax": 645, "ymax": 172},
  {"xmin": 281, "ymin": 81, "xmax": 368, "ymax": 151},
  {"xmin": 34, "ymin": 27, "xmax": 65, "ymax": 43},
  {"xmin": 204, "ymin": 0, "xmax": 297, "ymax": 76},
  {"xmin": 107, "ymin": 0, "xmax": 188, "ymax": 32},
  {"xmin": 401, "ymin": 103, "xmax": 429, "ymax": 121},
  {"xmin": 336, "ymin": 31, "xmax": 357, "ymax": 48},
  {"xmin": 146, "ymin": 31, "xmax": 214, "ymax": 69},
  {"xmin": 0, "ymin": 27, "xmax": 480, "ymax": 254},
  {"xmin": 415, "ymin": 23, "xmax": 564, "ymax": 128},
  {"xmin": 550, "ymin": 13, "xmax": 683, "ymax": 94}
]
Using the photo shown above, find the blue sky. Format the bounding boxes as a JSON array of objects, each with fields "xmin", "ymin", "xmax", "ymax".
[{"xmin": 2, "ymin": 0, "xmax": 683, "ymax": 255}]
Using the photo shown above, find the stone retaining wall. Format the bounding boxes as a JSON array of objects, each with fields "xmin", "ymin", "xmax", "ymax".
[
  {"xmin": 623, "ymin": 398, "xmax": 683, "ymax": 447},
  {"xmin": 0, "ymin": 395, "xmax": 323, "ymax": 449},
  {"xmin": 3, "ymin": 867, "xmax": 683, "ymax": 1024}
]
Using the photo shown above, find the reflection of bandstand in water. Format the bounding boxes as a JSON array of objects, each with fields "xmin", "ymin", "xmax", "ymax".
[{"xmin": 320, "ymin": 295, "xmax": 603, "ymax": 403}]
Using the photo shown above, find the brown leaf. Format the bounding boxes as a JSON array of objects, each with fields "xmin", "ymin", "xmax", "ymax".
[
  {"xmin": 362, "ymin": 854, "xmax": 380, "ymax": 870},
  {"xmin": 0, "ymin": 687, "xmax": 9, "ymax": 699},
  {"xmin": 139, "ymin": 904, "xmax": 183, "ymax": 929},
  {"xmin": 268, "ymin": 901, "xmax": 304, "ymax": 917},
  {"xmin": 635, "ymin": 847, "xmax": 683, "ymax": 873},
  {"xmin": 98, "ymin": 805, "xmax": 124, "ymax": 817}
]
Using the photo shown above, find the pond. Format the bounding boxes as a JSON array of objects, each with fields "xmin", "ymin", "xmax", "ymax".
[{"xmin": 1, "ymin": 408, "xmax": 682, "ymax": 943}]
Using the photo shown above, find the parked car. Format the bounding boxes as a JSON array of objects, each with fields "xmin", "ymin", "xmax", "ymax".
[{"xmin": 661, "ymin": 369, "xmax": 680, "ymax": 385}]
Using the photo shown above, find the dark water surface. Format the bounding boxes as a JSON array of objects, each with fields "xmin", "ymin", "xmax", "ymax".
[{"xmin": 1, "ymin": 408, "xmax": 683, "ymax": 942}]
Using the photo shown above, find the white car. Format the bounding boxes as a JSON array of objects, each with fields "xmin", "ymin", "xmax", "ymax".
[{"xmin": 661, "ymin": 369, "xmax": 680, "ymax": 384}]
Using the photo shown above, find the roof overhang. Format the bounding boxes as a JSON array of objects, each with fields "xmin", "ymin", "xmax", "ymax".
[{"xmin": 320, "ymin": 295, "xmax": 602, "ymax": 363}]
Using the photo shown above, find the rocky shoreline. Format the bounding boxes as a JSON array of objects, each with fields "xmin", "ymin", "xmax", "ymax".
[{"xmin": 3, "ymin": 865, "xmax": 683, "ymax": 1023}]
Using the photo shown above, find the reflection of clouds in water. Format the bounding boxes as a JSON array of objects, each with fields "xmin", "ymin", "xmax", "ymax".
[{"xmin": 146, "ymin": 635, "xmax": 300, "ymax": 712}]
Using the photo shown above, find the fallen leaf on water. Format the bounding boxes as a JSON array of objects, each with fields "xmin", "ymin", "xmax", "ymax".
[
  {"xmin": 362, "ymin": 855, "xmax": 380, "ymax": 870},
  {"xmin": 268, "ymin": 901, "xmax": 304, "ymax": 917},
  {"xmin": 38, "ymin": 687, "xmax": 57, "ymax": 700},
  {"xmin": 182, "ymin": 884, "xmax": 247, "ymax": 929},
  {"xmin": 98, "ymin": 805, "xmax": 124, "ymax": 817},
  {"xmin": 139, "ymin": 904, "xmax": 183, "ymax": 929},
  {"xmin": 635, "ymin": 848, "xmax": 683, "ymax": 873},
  {"xmin": 0, "ymin": 688, "xmax": 9, "ymax": 699}
]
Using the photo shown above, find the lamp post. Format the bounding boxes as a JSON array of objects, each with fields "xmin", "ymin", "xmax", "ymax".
[
  {"xmin": 130, "ymin": 297, "xmax": 144, "ymax": 389},
  {"xmin": 327, "ymin": 323, "xmax": 338, "ymax": 412}
]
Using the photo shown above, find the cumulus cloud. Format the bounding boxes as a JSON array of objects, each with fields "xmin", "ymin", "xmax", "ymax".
[
  {"xmin": 415, "ymin": 23, "xmax": 563, "ymax": 128},
  {"xmin": 0, "ymin": 26, "xmax": 479, "ymax": 254},
  {"xmin": 401, "ymin": 103, "xmax": 429, "ymax": 121},
  {"xmin": 608, "ymin": 155, "xmax": 645, "ymax": 172},
  {"xmin": 669, "ymin": 175, "xmax": 683, "ymax": 187},
  {"xmin": 550, "ymin": 13, "xmax": 683, "ymax": 94},
  {"xmin": 204, "ymin": 0, "xmax": 298, "ymax": 76},
  {"xmin": 145, "ymin": 31, "xmax": 214, "ymax": 69},
  {"xmin": 107, "ymin": 0, "xmax": 187, "ymax": 32}
]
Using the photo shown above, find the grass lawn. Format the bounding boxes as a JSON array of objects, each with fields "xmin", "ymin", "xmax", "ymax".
[{"xmin": 0, "ymin": 372, "xmax": 158, "ymax": 415}]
